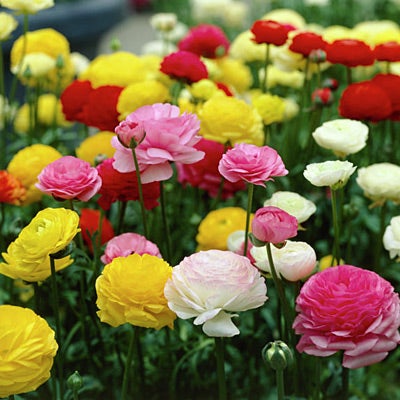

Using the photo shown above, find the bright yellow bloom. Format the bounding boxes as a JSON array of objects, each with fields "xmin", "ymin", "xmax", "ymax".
[
  {"xmin": 189, "ymin": 79, "xmax": 219, "ymax": 101},
  {"xmin": 196, "ymin": 207, "xmax": 253, "ymax": 251},
  {"xmin": 267, "ymin": 65, "xmax": 304, "ymax": 89},
  {"xmin": 262, "ymin": 8, "xmax": 306, "ymax": 29},
  {"xmin": 1, "ymin": 0, "xmax": 54, "ymax": 14},
  {"xmin": 215, "ymin": 57, "xmax": 253, "ymax": 93},
  {"xmin": 0, "ymin": 207, "xmax": 80, "ymax": 282},
  {"xmin": 0, "ymin": 305, "xmax": 58, "ymax": 398},
  {"xmin": 0, "ymin": 12, "xmax": 18, "ymax": 41},
  {"xmin": 76, "ymin": 131, "xmax": 116, "ymax": 165},
  {"xmin": 318, "ymin": 255, "xmax": 345, "ymax": 271},
  {"xmin": 322, "ymin": 25, "xmax": 355, "ymax": 43},
  {"xmin": 96, "ymin": 254, "xmax": 176, "ymax": 329},
  {"xmin": 229, "ymin": 30, "xmax": 266, "ymax": 62},
  {"xmin": 353, "ymin": 20, "xmax": 400, "ymax": 45},
  {"xmin": 7, "ymin": 144, "xmax": 62, "ymax": 205},
  {"xmin": 251, "ymin": 92, "xmax": 286, "ymax": 125}
]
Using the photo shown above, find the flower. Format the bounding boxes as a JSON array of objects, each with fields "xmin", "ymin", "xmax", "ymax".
[
  {"xmin": 150, "ymin": 12, "xmax": 177, "ymax": 32},
  {"xmin": 36, "ymin": 156, "xmax": 102, "ymax": 202},
  {"xmin": 325, "ymin": 39, "xmax": 375, "ymax": 67},
  {"xmin": 370, "ymin": 73, "xmax": 400, "ymax": 120},
  {"xmin": 312, "ymin": 119, "xmax": 369, "ymax": 157},
  {"xmin": 251, "ymin": 240, "xmax": 316, "ymax": 281},
  {"xmin": 95, "ymin": 254, "xmax": 176, "ymax": 329},
  {"xmin": 289, "ymin": 31, "xmax": 327, "ymax": 57},
  {"xmin": 356, "ymin": 163, "xmax": 400, "ymax": 205},
  {"xmin": 1, "ymin": 0, "xmax": 54, "ymax": 14},
  {"xmin": 12, "ymin": 53, "xmax": 56, "ymax": 79},
  {"xmin": 293, "ymin": 265, "xmax": 400, "ymax": 369},
  {"xmin": 218, "ymin": 143, "xmax": 288, "ymax": 186},
  {"xmin": 383, "ymin": 216, "xmax": 400, "ymax": 259},
  {"xmin": 164, "ymin": 250, "xmax": 268, "ymax": 337},
  {"xmin": 250, "ymin": 20, "xmax": 290, "ymax": 46},
  {"xmin": 0, "ymin": 170, "xmax": 26, "ymax": 205},
  {"xmin": 101, "ymin": 232, "xmax": 162, "ymax": 264},
  {"xmin": 112, "ymin": 103, "xmax": 204, "ymax": 183},
  {"xmin": 251, "ymin": 92, "xmax": 286, "ymax": 125},
  {"xmin": 311, "ymin": 87, "xmax": 334, "ymax": 107},
  {"xmin": 0, "ymin": 208, "xmax": 79, "ymax": 282},
  {"xmin": 0, "ymin": 305, "xmax": 58, "ymax": 398},
  {"xmin": 0, "ymin": 11, "xmax": 18, "ymax": 41},
  {"xmin": 251, "ymin": 206, "xmax": 298, "ymax": 245},
  {"xmin": 75, "ymin": 131, "xmax": 116, "ymax": 166},
  {"xmin": 263, "ymin": 191, "xmax": 316, "ymax": 224},
  {"xmin": 374, "ymin": 41, "xmax": 400, "ymax": 62},
  {"xmin": 303, "ymin": 160, "xmax": 357, "ymax": 189},
  {"xmin": 115, "ymin": 120, "xmax": 146, "ymax": 148}
]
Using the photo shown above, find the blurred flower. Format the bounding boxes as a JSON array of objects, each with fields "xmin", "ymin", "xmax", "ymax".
[
  {"xmin": 325, "ymin": 39, "xmax": 375, "ymax": 67},
  {"xmin": 267, "ymin": 65, "xmax": 304, "ymax": 89},
  {"xmin": 70, "ymin": 51, "xmax": 90, "ymax": 75},
  {"xmin": 383, "ymin": 216, "xmax": 400, "ymax": 260},
  {"xmin": 371, "ymin": 73, "xmax": 400, "ymax": 120},
  {"xmin": 215, "ymin": 57, "xmax": 253, "ymax": 93},
  {"xmin": 150, "ymin": 12, "xmax": 177, "ymax": 32},
  {"xmin": 289, "ymin": 31, "xmax": 327, "ymax": 57},
  {"xmin": 311, "ymin": 87, "xmax": 334, "ymax": 107},
  {"xmin": 293, "ymin": 265, "xmax": 400, "ymax": 369},
  {"xmin": 218, "ymin": 143, "xmax": 288, "ymax": 186},
  {"xmin": 0, "ymin": 12, "xmax": 18, "ymax": 40},
  {"xmin": 0, "ymin": 170, "xmax": 26, "ymax": 205},
  {"xmin": 101, "ymin": 232, "xmax": 162, "ymax": 264},
  {"xmin": 262, "ymin": 8, "xmax": 306, "ymax": 29},
  {"xmin": 318, "ymin": 254, "xmax": 345, "ymax": 270},
  {"xmin": 374, "ymin": 41, "xmax": 400, "ymax": 62},
  {"xmin": 0, "ymin": 208, "xmax": 79, "ymax": 282},
  {"xmin": 251, "ymin": 92, "xmax": 286, "ymax": 125},
  {"xmin": 229, "ymin": 30, "xmax": 266, "ymax": 62},
  {"xmin": 164, "ymin": 250, "xmax": 268, "ymax": 337},
  {"xmin": 96, "ymin": 254, "xmax": 176, "ymax": 329},
  {"xmin": 76, "ymin": 131, "xmax": 116, "ymax": 166},
  {"xmin": 12, "ymin": 52, "xmax": 56, "ymax": 79},
  {"xmin": 251, "ymin": 240, "xmax": 316, "ymax": 281},
  {"xmin": 1, "ymin": 0, "xmax": 54, "ymax": 14},
  {"xmin": 0, "ymin": 305, "xmax": 58, "ymax": 398},
  {"xmin": 190, "ymin": 0, "xmax": 231, "ymax": 22},
  {"xmin": 312, "ymin": 119, "xmax": 369, "ymax": 157},
  {"xmin": 250, "ymin": 20, "xmax": 290, "ymax": 46}
]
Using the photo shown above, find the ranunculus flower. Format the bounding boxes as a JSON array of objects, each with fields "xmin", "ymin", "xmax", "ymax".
[
  {"xmin": 312, "ymin": 119, "xmax": 369, "ymax": 157},
  {"xmin": 250, "ymin": 240, "xmax": 316, "ymax": 281},
  {"xmin": 115, "ymin": 120, "xmax": 146, "ymax": 148},
  {"xmin": 112, "ymin": 103, "xmax": 204, "ymax": 183},
  {"xmin": 250, "ymin": 20, "xmax": 290, "ymax": 46},
  {"xmin": 289, "ymin": 31, "xmax": 327, "ymax": 57},
  {"xmin": 293, "ymin": 265, "xmax": 400, "ymax": 369},
  {"xmin": 164, "ymin": 250, "xmax": 268, "ymax": 337},
  {"xmin": 251, "ymin": 206, "xmax": 298, "ymax": 245},
  {"xmin": 0, "ymin": 208, "xmax": 79, "ymax": 282},
  {"xmin": 383, "ymin": 216, "xmax": 400, "ymax": 259},
  {"xmin": 374, "ymin": 41, "xmax": 400, "ymax": 62},
  {"xmin": 0, "ymin": 305, "xmax": 58, "ymax": 398},
  {"xmin": 1, "ymin": 0, "xmax": 54, "ymax": 14},
  {"xmin": 218, "ymin": 143, "xmax": 288, "ymax": 186},
  {"xmin": 303, "ymin": 160, "xmax": 356, "ymax": 189},
  {"xmin": 76, "ymin": 131, "xmax": 116, "ymax": 166},
  {"xmin": 96, "ymin": 254, "xmax": 176, "ymax": 329},
  {"xmin": 0, "ymin": 12, "xmax": 18, "ymax": 41},
  {"xmin": 371, "ymin": 73, "xmax": 400, "ymax": 120},
  {"xmin": 0, "ymin": 170, "xmax": 26, "ymax": 205},
  {"xmin": 36, "ymin": 155, "xmax": 102, "ymax": 202},
  {"xmin": 101, "ymin": 232, "xmax": 162, "ymax": 264},
  {"xmin": 326, "ymin": 39, "xmax": 375, "ymax": 67},
  {"xmin": 356, "ymin": 162, "xmax": 400, "ymax": 205}
]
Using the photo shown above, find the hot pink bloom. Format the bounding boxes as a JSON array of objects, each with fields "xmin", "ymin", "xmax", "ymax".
[
  {"xmin": 218, "ymin": 143, "xmax": 288, "ymax": 186},
  {"xmin": 101, "ymin": 232, "xmax": 162, "ymax": 264},
  {"xmin": 36, "ymin": 156, "xmax": 102, "ymax": 201},
  {"xmin": 251, "ymin": 206, "xmax": 298, "ymax": 244},
  {"xmin": 112, "ymin": 103, "xmax": 205, "ymax": 183},
  {"xmin": 115, "ymin": 120, "xmax": 146, "ymax": 148},
  {"xmin": 293, "ymin": 265, "xmax": 400, "ymax": 369}
]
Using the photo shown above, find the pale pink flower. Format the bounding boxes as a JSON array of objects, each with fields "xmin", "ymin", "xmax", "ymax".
[
  {"xmin": 164, "ymin": 250, "xmax": 268, "ymax": 337},
  {"xmin": 114, "ymin": 120, "xmax": 146, "ymax": 148},
  {"xmin": 293, "ymin": 265, "xmax": 400, "ymax": 369},
  {"xmin": 101, "ymin": 232, "xmax": 162, "ymax": 264},
  {"xmin": 218, "ymin": 143, "xmax": 288, "ymax": 186},
  {"xmin": 112, "ymin": 103, "xmax": 205, "ymax": 183},
  {"xmin": 36, "ymin": 156, "xmax": 102, "ymax": 201}
]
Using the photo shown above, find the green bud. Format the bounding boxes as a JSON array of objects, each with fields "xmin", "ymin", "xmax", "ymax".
[
  {"xmin": 110, "ymin": 37, "xmax": 121, "ymax": 52},
  {"xmin": 262, "ymin": 340, "xmax": 293, "ymax": 371},
  {"xmin": 249, "ymin": 232, "xmax": 266, "ymax": 248},
  {"xmin": 67, "ymin": 370, "xmax": 83, "ymax": 391},
  {"xmin": 55, "ymin": 54, "xmax": 65, "ymax": 69}
]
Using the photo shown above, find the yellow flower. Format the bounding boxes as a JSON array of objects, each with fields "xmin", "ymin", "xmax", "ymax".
[
  {"xmin": 76, "ymin": 131, "xmax": 116, "ymax": 165},
  {"xmin": 96, "ymin": 254, "xmax": 176, "ymax": 329},
  {"xmin": 267, "ymin": 65, "xmax": 304, "ymax": 89},
  {"xmin": 7, "ymin": 144, "xmax": 62, "ymax": 205},
  {"xmin": 196, "ymin": 207, "xmax": 253, "ymax": 251},
  {"xmin": 189, "ymin": 79, "xmax": 219, "ymax": 101},
  {"xmin": 0, "ymin": 11, "xmax": 18, "ymax": 41},
  {"xmin": 0, "ymin": 305, "xmax": 58, "ymax": 398},
  {"xmin": 318, "ymin": 255, "xmax": 345, "ymax": 271},
  {"xmin": 353, "ymin": 20, "xmax": 400, "ymax": 45},
  {"xmin": 0, "ymin": 207, "xmax": 80, "ymax": 282},
  {"xmin": 229, "ymin": 30, "xmax": 266, "ymax": 62},
  {"xmin": 251, "ymin": 92, "xmax": 286, "ymax": 125},
  {"xmin": 323, "ymin": 25, "xmax": 355, "ymax": 43},
  {"xmin": 198, "ymin": 93, "xmax": 264, "ymax": 145},
  {"xmin": 1, "ymin": 0, "xmax": 54, "ymax": 14},
  {"xmin": 12, "ymin": 52, "xmax": 56, "ymax": 78},
  {"xmin": 215, "ymin": 57, "xmax": 253, "ymax": 93},
  {"xmin": 262, "ymin": 8, "xmax": 306, "ymax": 29}
]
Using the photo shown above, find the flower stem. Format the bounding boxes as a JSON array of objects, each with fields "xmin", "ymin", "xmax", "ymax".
[
  {"xmin": 160, "ymin": 181, "xmax": 172, "ymax": 263},
  {"xmin": 261, "ymin": 43, "xmax": 270, "ymax": 93},
  {"xmin": 214, "ymin": 337, "xmax": 227, "ymax": 400},
  {"xmin": 276, "ymin": 368, "xmax": 284, "ymax": 400},
  {"xmin": 330, "ymin": 188, "xmax": 341, "ymax": 264},
  {"xmin": 342, "ymin": 365, "xmax": 349, "ymax": 400},
  {"xmin": 121, "ymin": 326, "xmax": 137, "ymax": 400},
  {"xmin": 243, "ymin": 183, "xmax": 254, "ymax": 256},
  {"xmin": 117, "ymin": 200, "xmax": 128, "ymax": 235}
]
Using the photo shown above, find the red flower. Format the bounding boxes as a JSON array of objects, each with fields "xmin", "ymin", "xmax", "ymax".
[
  {"xmin": 339, "ymin": 80, "xmax": 392, "ymax": 122},
  {"xmin": 250, "ymin": 19, "xmax": 291, "ymax": 46},
  {"xmin": 289, "ymin": 32, "xmax": 327, "ymax": 57},
  {"xmin": 178, "ymin": 24, "xmax": 230, "ymax": 59},
  {"xmin": 0, "ymin": 170, "xmax": 26, "ymax": 205},
  {"xmin": 96, "ymin": 158, "xmax": 160, "ymax": 210},
  {"xmin": 160, "ymin": 50, "xmax": 208, "ymax": 84},
  {"xmin": 326, "ymin": 39, "xmax": 375, "ymax": 67},
  {"xmin": 176, "ymin": 138, "xmax": 246, "ymax": 199},
  {"xmin": 371, "ymin": 73, "xmax": 400, "ymax": 120},
  {"xmin": 60, "ymin": 79, "xmax": 93, "ymax": 123},
  {"xmin": 374, "ymin": 41, "xmax": 400, "ymax": 62},
  {"xmin": 311, "ymin": 87, "xmax": 334, "ymax": 107}
]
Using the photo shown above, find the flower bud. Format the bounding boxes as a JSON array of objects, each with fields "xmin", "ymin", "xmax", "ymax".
[
  {"xmin": 311, "ymin": 87, "xmax": 334, "ymax": 107},
  {"xmin": 262, "ymin": 340, "xmax": 293, "ymax": 370},
  {"xmin": 309, "ymin": 48, "xmax": 327, "ymax": 63},
  {"xmin": 67, "ymin": 370, "xmax": 83, "ymax": 392},
  {"xmin": 322, "ymin": 77, "xmax": 339, "ymax": 91}
]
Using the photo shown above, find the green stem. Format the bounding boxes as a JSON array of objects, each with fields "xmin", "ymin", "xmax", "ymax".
[
  {"xmin": 330, "ymin": 189, "xmax": 341, "ymax": 265},
  {"xmin": 214, "ymin": 337, "xmax": 227, "ymax": 400},
  {"xmin": 160, "ymin": 181, "xmax": 172, "ymax": 263},
  {"xmin": 121, "ymin": 327, "xmax": 137, "ymax": 400},
  {"xmin": 342, "ymin": 365, "xmax": 349, "ymax": 400},
  {"xmin": 276, "ymin": 368, "xmax": 284, "ymax": 400},
  {"xmin": 261, "ymin": 43, "xmax": 270, "ymax": 93},
  {"xmin": 8, "ymin": 395, "xmax": 15, "ymax": 400},
  {"xmin": 243, "ymin": 183, "xmax": 254, "ymax": 256},
  {"xmin": 117, "ymin": 200, "xmax": 128, "ymax": 235},
  {"xmin": 374, "ymin": 202, "xmax": 387, "ymax": 272}
]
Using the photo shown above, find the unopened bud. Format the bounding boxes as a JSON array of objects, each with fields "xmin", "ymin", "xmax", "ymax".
[
  {"xmin": 322, "ymin": 77, "xmax": 339, "ymax": 91},
  {"xmin": 262, "ymin": 340, "xmax": 293, "ymax": 370},
  {"xmin": 311, "ymin": 87, "xmax": 334, "ymax": 107},
  {"xmin": 67, "ymin": 370, "xmax": 83, "ymax": 391},
  {"xmin": 309, "ymin": 48, "xmax": 326, "ymax": 63}
]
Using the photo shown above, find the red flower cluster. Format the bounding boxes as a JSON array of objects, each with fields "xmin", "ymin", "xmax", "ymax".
[
  {"xmin": 326, "ymin": 39, "xmax": 375, "ymax": 67},
  {"xmin": 0, "ymin": 170, "xmax": 26, "ymax": 205},
  {"xmin": 250, "ymin": 19, "xmax": 292, "ymax": 46},
  {"xmin": 374, "ymin": 41, "xmax": 400, "ymax": 62},
  {"xmin": 289, "ymin": 31, "xmax": 327, "ymax": 57}
]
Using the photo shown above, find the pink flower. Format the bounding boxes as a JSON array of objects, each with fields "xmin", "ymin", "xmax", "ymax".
[
  {"xmin": 36, "ymin": 156, "xmax": 102, "ymax": 201},
  {"xmin": 115, "ymin": 120, "xmax": 146, "ymax": 148},
  {"xmin": 101, "ymin": 232, "xmax": 162, "ymax": 264},
  {"xmin": 293, "ymin": 265, "xmax": 400, "ymax": 369},
  {"xmin": 164, "ymin": 250, "xmax": 268, "ymax": 337},
  {"xmin": 112, "ymin": 103, "xmax": 205, "ymax": 183},
  {"xmin": 218, "ymin": 143, "xmax": 288, "ymax": 186},
  {"xmin": 251, "ymin": 206, "xmax": 298, "ymax": 244}
]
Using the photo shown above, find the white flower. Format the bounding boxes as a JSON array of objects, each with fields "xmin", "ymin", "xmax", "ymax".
[
  {"xmin": 383, "ymin": 216, "xmax": 400, "ymax": 259},
  {"xmin": 150, "ymin": 13, "xmax": 177, "ymax": 33},
  {"xmin": 250, "ymin": 240, "xmax": 317, "ymax": 282},
  {"xmin": 312, "ymin": 119, "xmax": 369, "ymax": 157},
  {"xmin": 303, "ymin": 160, "xmax": 356, "ymax": 189},
  {"xmin": 263, "ymin": 191, "xmax": 316, "ymax": 224},
  {"xmin": 1, "ymin": 0, "xmax": 54, "ymax": 14},
  {"xmin": 12, "ymin": 53, "xmax": 56, "ymax": 78},
  {"xmin": 0, "ymin": 11, "xmax": 18, "ymax": 41},
  {"xmin": 164, "ymin": 250, "xmax": 267, "ymax": 337},
  {"xmin": 70, "ymin": 52, "xmax": 90, "ymax": 76}
]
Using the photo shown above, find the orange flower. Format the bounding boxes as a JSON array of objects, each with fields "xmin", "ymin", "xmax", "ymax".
[{"xmin": 0, "ymin": 171, "xmax": 26, "ymax": 205}]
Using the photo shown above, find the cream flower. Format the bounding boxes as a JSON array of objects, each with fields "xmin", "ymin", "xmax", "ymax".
[
  {"xmin": 1, "ymin": 0, "xmax": 54, "ymax": 14},
  {"xmin": 383, "ymin": 216, "xmax": 400, "ymax": 260},
  {"xmin": 150, "ymin": 13, "xmax": 177, "ymax": 32},
  {"xmin": 0, "ymin": 11, "xmax": 18, "ymax": 41},
  {"xmin": 11, "ymin": 52, "xmax": 56, "ymax": 78}
]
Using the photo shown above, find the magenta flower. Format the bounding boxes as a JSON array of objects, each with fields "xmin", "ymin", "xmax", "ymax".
[
  {"xmin": 101, "ymin": 232, "xmax": 162, "ymax": 264},
  {"xmin": 115, "ymin": 120, "xmax": 146, "ymax": 148},
  {"xmin": 293, "ymin": 265, "xmax": 400, "ymax": 369},
  {"xmin": 112, "ymin": 103, "xmax": 205, "ymax": 183},
  {"xmin": 251, "ymin": 206, "xmax": 298, "ymax": 244},
  {"xmin": 36, "ymin": 156, "xmax": 102, "ymax": 201},
  {"xmin": 218, "ymin": 143, "xmax": 288, "ymax": 186}
]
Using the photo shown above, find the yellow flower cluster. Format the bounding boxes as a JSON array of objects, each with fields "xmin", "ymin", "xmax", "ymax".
[{"xmin": 251, "ymin": 92, "xmax": 286, "ymax": 125}]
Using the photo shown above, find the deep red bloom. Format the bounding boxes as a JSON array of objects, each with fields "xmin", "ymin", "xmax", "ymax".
[
  {"xmin": 374, "ymin": 41, "xmax": 400, "ymax": 62},
  {"xmin": 326, "ymin": 39, "xmax": 375, "ymax": 67},
  {"xmin": 96, "ymin": 158, "xmax": 160, "ymax": 210},
  {"xmin": 178, "ymin": 24, "xmax": 230, "ymax": 59},
  {"xmin": 176, "ymin": 138, "xmax": 246, "ymax": 199},
  {"xmin": 250, "ymin": 20, "xmax": 291, "ymax": 46},
  {"xmin": 339, "ymin": 80, "xmax": 392, "ymax": 122},
  {"xmin": 160, "ymin": 50, "xmax": 208, "ymax": 84},
  {"xmin": 371, "ymin": 73, "xmax": 400, "ymax": 120},
  {"xmin": 0, "ymin": 170, "xmax": 26, "ymax": 205},
  {"xmin": 289, "ymin": 32, "xmax": 327, "ymax": 57},
  {"xmin": 60, "ymin": 79, "xmax": 93, "ymax": 123}
]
